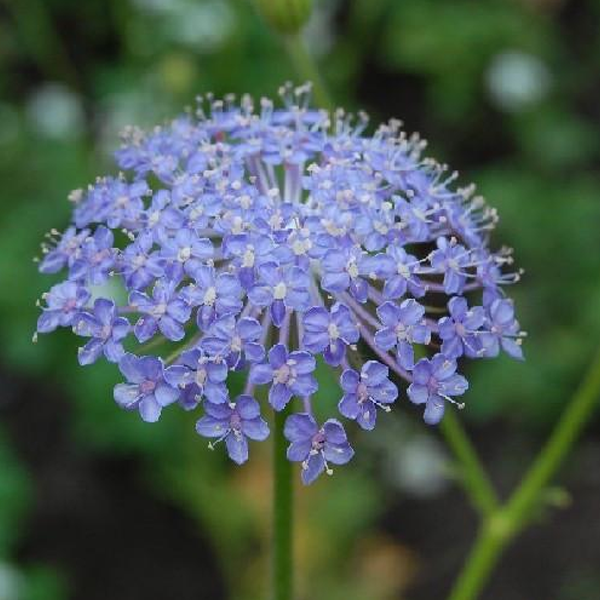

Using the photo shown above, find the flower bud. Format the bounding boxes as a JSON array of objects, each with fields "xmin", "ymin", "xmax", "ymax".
[{"xmin": 254, "ymin": 0, "xmax": 313, "ymax": 35}]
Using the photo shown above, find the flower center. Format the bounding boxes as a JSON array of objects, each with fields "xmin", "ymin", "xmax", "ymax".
[
  {"xmin": 203, "ymin": 286, "xmax": 217, "ymax": 306},
  {"xmin": 273, "ymin": 282, "xmax": 287, "ymax": 300},
  {"xmin": 328, "ymin": 323, "xmax": 340, "ymax": 340},
  {"xmin": 231, "ymin": 335, "xmax": 242, "ymax": 352},
  {"xmin": 151, "ymin": 302, "xmax": 167, "ymax": 317},
  {"xmin": 274, "ymin": 363, "xmax": 293, "ymax": 384},
  {"xmin": 230, "ymin": 411, "xmax": 242, "ymax": 431},
  {"xmin": 139, "ymin": 379, "xmax": 156, "ymax": 394},
  {"xmin": 311, "ymin": 431, "xmax": 325, "ymax": 451},
  {"xmin": 178, "ymin": 246, "xmax": 192, "ymax": 262},
  {"xmin": 242, "ymin": 246, "xmax": 255, "ymax": 267},
  {"xmin": 347, "ymin": 260, "xmax": 359, "ymax": 279},
  {"xmin": 357, "ymin": 382, "xmax": 369, "ymax": 404}
]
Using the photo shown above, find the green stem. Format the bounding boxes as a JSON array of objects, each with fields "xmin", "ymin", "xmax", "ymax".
[
  {"xmin": 440, "ymin": 410, "xmax": 499, "ymax": 517},
  {"xmin": 273, "ymin": 406, "xmax": 293, "ymax": 600},
  {"xmin": 448, "ymin": 347, "xmax": 600, "ymax": 600},
  {"xmin": 282, "ymin": 34, "xmax": 335, "ymax": 111}
]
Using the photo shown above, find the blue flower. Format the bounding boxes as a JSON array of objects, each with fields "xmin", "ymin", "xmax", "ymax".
[
  {"xmin": 408, "ymin": 355, "xmax": 469, "ymax": 425},
  {"xmin": 74, "ymin": 298, "xmax": 129, "ymax": 365},
  {"xmin": 114, "ymin": 354, "xmax": 179, "ymax": 423},
  {"xmin": 37, "ymin": 86, "xmax": 523, "ymax": 483},
  {"xmin": 130, "ymin": 279, "xmax": 191, "ymax": 342},
  {"xmin": 248, "ymin": 262, "xmax": 310, "ymax": 327},
  {"xmin": 200, "ymin": 314, "xmax": 265, "ymax": 369},
  {"xmin": 284, "ymin": 413, "xmax": 354, "ymax": 484},
  {"xmin": 438, "ymin": 296, "xmax": 485, "ymax": 359},
  {"xmin": 375, "ymin": 299, "xmax": 431, "ymax": 369},
  {"xmin": 302, "ymin": 303, "xmax": 359, "ymax": 366},
  {"xmin": 338, "ymin": 361, "xmax": 398, "ymax": 430},
  {"xmin": 164, "ymin": 348, "xmax": 229, "ymax": 405},
  {"xmin": 36, "ymin": 282, "xmax": 90, "ymax": 333},
  {"xmin": 250, "ymin": 344, "xmax": 317, "ymax": 411},
  {"xmin": 195, "ymin": 395, "xmax": 269, "ymax": 464},
  {"xmin": 480, "ymin": 298, "xmax": 525, "ymax": 360}
]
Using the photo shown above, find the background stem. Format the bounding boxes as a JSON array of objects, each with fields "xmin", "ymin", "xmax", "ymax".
[
  {"xmin": 440, "ymin": 411, "xmax": 499, "ymax": 517},
  {"xmin": 448, "ymin": 348, "xmax": 600, "ymax": 600},
  {"xmin": 273, "ymin": 406, "xmax": 293, "ymax": 600},
  {"xmin": 282, "ymin": 34, "xmax": 335, "ymax": 111}
]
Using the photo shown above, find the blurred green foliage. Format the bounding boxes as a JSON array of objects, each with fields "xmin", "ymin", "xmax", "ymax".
[{"xmin": 1, "ymin": 0, "xmax": 599, "ymax": 599}]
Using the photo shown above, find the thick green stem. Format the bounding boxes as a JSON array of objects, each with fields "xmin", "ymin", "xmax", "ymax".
[
  {"xmin": 273, "ymin": 406, "xmax": 293, "ymax": 600},
  {"xmin": 440, "ymin": 410, "xmax": 499, "ymax": 517},
  {"xmin": 282, "ymin": 34, "xmax": 335, "ymax": 111},
  {"xmin": 448, "ymin": 347, "xmax": 600, "ymax": 600}
]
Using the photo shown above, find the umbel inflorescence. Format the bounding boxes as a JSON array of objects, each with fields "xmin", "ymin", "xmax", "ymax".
[{"xmin": 35, "ymin": 84, "xmax": 524, "ymax": 484}]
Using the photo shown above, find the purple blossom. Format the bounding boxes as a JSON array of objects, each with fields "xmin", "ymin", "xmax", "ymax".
[
  {"xmin": 248, "ymin": 263, "xmax": 310, "ymax": 327},
  {"xmin": 429, "ymin": 237, "xmax": 470, "ymax": 294},
  {"xmin": 114, "ymin": 354, "xmax": 179, "ymax": 422},
  {"xmin": 36, "ymin": 282, "xmax": 90, "ymax": 333},
  {"xmin": 438, "ymin": 296, "xmax": 485, "ymax": 359},
  {"xmin": 200, "ymin": 314, "xmax": 265, "ymax": 369},
  {"xmin": 408, "ymin": 355, "xmax": 469, "ymax": 425},
  {"xmin": 183, "ymin": 266, "xmax": 243, "ymax": 329},
  {"xmin": 321, "ymin": 246, "xmax": 370, "ymax": 303},
  {"xmin": 480, "ymin": 298, "xmax": 525, "ymax": 360},
  {"xmin": 159, "ymin": 228, "xmax": 213, "ymax": 278},
  {"xmin": 69, "ymin": 226, "xmax": 116, "ymax": 284},
  {"xmin": 284, "ymin": 413, "xmax": 354, "ymax": 484},
  {"xmin": 381, "ymin": 246, "xmax": 426, "ymax": 299},
  {"xmin": 164, "ymin": 348, "xmax": 229, "ymax": 405},
  {"xmin": 375, "ymin": 300, "xmax": 431, "ymax": 369},
  {"xmin": 250, "ymin": 344, "xmax": 317, "ymax": 411},
  {"xmin": 37, "ymin": 88, "xmax": 523, "ymax": 483},
  {"xmin": 130, "ymin": 279, "xmax": 191, "ymax": 342},
  {"xmin": 195, "ymin": 395, "xmax": 269, "ymax": 464},
  {"xmin": 120, "ymin": 231, "xmax": 165, "ymax": 290},
  {"xmin": 39, "ymin": 226, "xmax": 89, "ymax": 274},
  {"xmin": 302, "ymin": 303, "xmax": 359, "ymax": 366},
  {"xmin": 339, "ymin": 361, "xmax": 398, "ymax": 430},
  {"xmin": 74, "ymin": 298, "xmax": 129, "ymax": 365}
]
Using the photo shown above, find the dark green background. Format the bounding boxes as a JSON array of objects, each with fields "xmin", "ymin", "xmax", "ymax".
[{"xmin": 1, "ymin": 1, "xmax": 599, "ymax": 599}]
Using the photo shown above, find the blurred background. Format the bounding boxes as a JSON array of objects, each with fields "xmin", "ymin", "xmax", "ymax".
[{"xmin": 1, "ymin": 0, "xmax": 600, "ymax": 598}]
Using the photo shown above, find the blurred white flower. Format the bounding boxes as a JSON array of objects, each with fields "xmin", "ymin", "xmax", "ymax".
[
  {"xmin": 0, "ymin": 562, "xmax": 24, "ymax": 600},
  {"xmin": 26, "ymin": 83, "xmax": 84, "ymax": 139},
  {"xmin": 486, "ymin": 50, "xmax": 551, "ymax": 112}
]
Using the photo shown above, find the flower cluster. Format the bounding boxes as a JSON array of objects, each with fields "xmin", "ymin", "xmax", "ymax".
[{"xmin": 36, "ymin": 84, "xmax": 524, "ymax": 484}]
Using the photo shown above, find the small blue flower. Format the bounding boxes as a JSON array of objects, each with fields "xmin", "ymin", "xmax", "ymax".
[
  {"xmin": 130, "ymin": 279, "xmax": 191, "ymax": 342},
  {"xmin": 114, "ymin": 354, "xmax": 179, "ymax": 423},
  {"xmin": 183, "ymin": 266, "xmax": 243, "ymax": 329},
  {"xmin": 302, "ymin": 303, "xmax": 359, "ymax": 366},
  {"xmin": 120, "ymin": 231, "xmax": 166, "ymax": 290},
  {"xmin": 430, "ymin": 237, "xmax": 470, "ymax": 294},
  {"xmin": 195, "ymin": 395, "xmax": 269, "ymax": 464},
  {"xmin": 74, "ymin": 298, "xmax": 129, "ymax": 365},
  {"xmin": 200, "ymin": 314, "xmax": 265, "ymax": 369},
  {"xmin": 248, "ymin": 262, "xmax": 311, "ymax": 327},
  {"xmin": 438, "ymin": 296, "xmax": 485, "ymax": 359},
  {"xmin": 69, "ymin": 226, "xmax": 116, "ymax": 284},
  {"xmin": 164, "ymin": 348, "xmax": 229, "ymax": 405},
  {"xmin": 408, "ymin": 355, "xmax": 469, "ymax": 425},
  {"xmin": 36, "ymin": 282, "xmax": 90, "ymax": 333},
  {"xmin": 338, "ymin": 361, "xmax": 398, "ymax": 430},
  {"xmin": 250, "ymin": 344, "xmax": 317, "ymax": 411},
  {"xmin": 284, "ymin": 413, "xmax": 354, "ymax": 485},
  {"xmin": 480, "ymin": 298, "xmax": 525, "ymax": 360},
  {"xmin": 375, "ymin": 299, "xmax": 431, "ymax": 369}
]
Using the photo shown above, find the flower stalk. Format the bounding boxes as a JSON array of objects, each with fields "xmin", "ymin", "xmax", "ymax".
[
  {"xmin": 448, "ymin": 347, "xmax": 600, "ymax": 600},
  {"xmin": 273, "ymin": 404, "xmax": 294, "ymax": 600}
]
